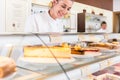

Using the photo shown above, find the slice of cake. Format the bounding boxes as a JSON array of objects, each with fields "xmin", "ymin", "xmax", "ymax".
[
  {"xmin": 24, "ymin": 46, "xmax": 71, "ymax": 58},
  {"xmin": 0, "ymin": 56, "xmax": 16, "ymax": 78}
]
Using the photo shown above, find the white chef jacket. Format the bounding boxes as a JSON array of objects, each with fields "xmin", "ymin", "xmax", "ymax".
[
  {"xmin": 25, "ymin": 11, "xmax": 64, "ymax": 33},
  {"xmin": 97, "ymin": 28, "xmax": 106, "ymax": 33}
]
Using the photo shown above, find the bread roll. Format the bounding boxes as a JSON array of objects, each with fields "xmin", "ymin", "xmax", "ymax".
[{"xmin": 0, "ymin": 56, "xmax": 16, "ymax": 78}]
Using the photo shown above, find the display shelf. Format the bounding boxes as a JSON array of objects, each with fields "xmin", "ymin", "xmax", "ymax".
[
  {"xmin": 0, "ymin": 33, "xmax": 120, "ymax": 80},
  {"xmin": 15, "ymin": 52, "xmax": 120, "ymax": 80}
]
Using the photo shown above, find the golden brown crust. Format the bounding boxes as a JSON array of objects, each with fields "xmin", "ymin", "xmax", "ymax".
[
  {"xmin": 89, "ymin": 43, "xmax": 117, "ymax": 49},
  {"xmin": 71, "ymin": 47, "xmax": 99, "ymax": 55},
  {"xmin": 24, "ymin": 46, "xmax": 71, "ymax": 58},
  {"xmin": 0, "ymin": 57, "xmax": 16, "ymax": 78}
]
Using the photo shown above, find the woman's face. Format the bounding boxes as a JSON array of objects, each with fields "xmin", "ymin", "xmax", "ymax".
[{"xmin": 50, "ymin": 0, "xmax": 73, "ymax": 19}]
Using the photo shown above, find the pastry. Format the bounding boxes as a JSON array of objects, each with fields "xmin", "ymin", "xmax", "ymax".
[
  {"xmin": 24, "ymin": 46, "xmax": 71, "ymax": 58},
  {"xmin": 0, "ymin": 56, "xmax": 16, "ymax": 78}
]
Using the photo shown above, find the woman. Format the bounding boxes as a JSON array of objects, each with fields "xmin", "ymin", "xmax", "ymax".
[{"xmin": 25, "ymin": 0, "xmax": 74, "ymax": 33}]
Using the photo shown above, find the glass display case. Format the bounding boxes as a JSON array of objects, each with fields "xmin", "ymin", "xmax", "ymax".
[{"xmin": 1, "ymin": 32, "xmax": 120, "ymax": 80}]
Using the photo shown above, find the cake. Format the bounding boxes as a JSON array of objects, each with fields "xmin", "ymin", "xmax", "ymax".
[
  {"xmin": 24, "ymin": 45, "xmax": 71, "ymax": 58},
  {"xmin": 0, "ymin": 56, "xmax": 16, "ymax": 78}
]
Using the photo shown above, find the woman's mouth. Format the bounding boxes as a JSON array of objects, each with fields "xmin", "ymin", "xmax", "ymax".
[{"xmin": 57, "ymin": 11, "xmax": 63, "ymax": 17}]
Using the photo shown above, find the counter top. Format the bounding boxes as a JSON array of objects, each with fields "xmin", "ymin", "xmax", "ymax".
[{"xmin": 13, "ymin": 51, "xmax": 120, "ymax": 80}]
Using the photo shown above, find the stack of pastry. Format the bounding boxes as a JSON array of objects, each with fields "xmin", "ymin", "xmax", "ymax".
[
  {"xmin": 24, "ymin": 43, "xmax": 71, "ymax": 58},
  {"xmin": 71, "ymin": 44, "xmax": 83, "ymax": 54},
  {"xmin": 71, "ymin": 44, "xmax": 99, "ymax": 55},
  {"xmin": 89, "ymin": 42, "xmax": 117, "ymax": 49},
  {"xmin": 0, "ymin": 56, "xmax": 16, "ymax": 78}
]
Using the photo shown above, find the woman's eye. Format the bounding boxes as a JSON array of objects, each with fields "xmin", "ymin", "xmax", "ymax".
[
  {"xmin": 67, "ymin": 8, "xmax": 71, "ymax": 11},
  {"xmin": 61, "ymin": 6, "xmax": 70, "ymax": 11}
]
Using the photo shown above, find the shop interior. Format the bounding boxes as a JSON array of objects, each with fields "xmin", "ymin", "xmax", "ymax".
[{"xmin": 0, "ymin": 0, "xmax": 120, "ymax": 80}]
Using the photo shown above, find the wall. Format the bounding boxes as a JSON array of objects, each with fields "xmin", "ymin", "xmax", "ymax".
[
  {"xmin": 32, "ymin": 0, "xmax": 52, "ymax": 6},
  {"xmin": 5, "ymin": 0, "xmax": 32, "ymax": 32},
  {"xmin": 113, "ymin": 13, "xmax": 119, "ymax": 33},
  {"xmin": 0, "ymin": 0, "xmax": 32, "ymax": 32},
  {"xmin": 0, "ymin": 0, "xmax": 5, "ymax": 32},
  {"xmin": 113, "ymin": 0, "xmax": 120, "ymax": 12},
  {"xmin": 112, "ymin": 0, "xmax": 120, "ymax": 33},
  {"xmin": 75, "ymin": 0, "xmax": 113, "ymax": 11},
  {"xmin": 71, "ymin": 2, "xmax": 113, "ymax": 33}
]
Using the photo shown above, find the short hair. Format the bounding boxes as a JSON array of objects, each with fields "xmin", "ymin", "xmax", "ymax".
[{"xmin": 101, "ymin": 21, "xmax": 106, "ymax": 26}]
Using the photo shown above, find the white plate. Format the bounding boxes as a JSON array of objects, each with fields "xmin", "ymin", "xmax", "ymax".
[{"xmin": 72, "ymin": 52, "xmax": 102, "ymax": 58}]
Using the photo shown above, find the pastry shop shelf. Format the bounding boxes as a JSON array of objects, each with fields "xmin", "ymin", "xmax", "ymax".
[
  {"xmin": 14, "ymin": 52, "xmax": 120, "ymax": 80},
  {"xmin": 1, "ymin": 33, "xmax": 120, "ymax": 80}
]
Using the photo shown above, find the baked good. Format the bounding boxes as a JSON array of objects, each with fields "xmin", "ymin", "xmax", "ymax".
[
  {"xmin": 71, "ymin": 49, "xmax": 84, "ymax": 55},
  {"xmin": 74, "ymin": 44, "xmax": 81, "ymax": 50},
  {"xmin": 89, "ymin": 42, "xmax": 117, "ymax": 49},
  {"xmin": 112, "ymin": 42, "xmax": 119, "ymax": 45},
  {"xmin": 71, "ymin": 44, "xmax": 84, "ymax": 54},
  {"xmin": 24, "ymin": 46, "xmax": 71, "ymax": 58},
  {"xmin": 61, "ymin": 42, "xmax": 69, "ymax": 47},
  {"xmin": 71, "ymin": 47, "xmax": 99, "ymax": 55},
  {"xmin": 0, "ymin": 56, "xmax": 16, "ymax": 78}
]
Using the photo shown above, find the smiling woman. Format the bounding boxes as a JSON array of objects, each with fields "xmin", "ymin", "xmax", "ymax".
[
  {"xmin": 50, "ymin": 0, "xmax": 74, "ymax": 19},
  {"xmin": 24, "ymin": 0, "xmax": 74, "ymax": 33}
]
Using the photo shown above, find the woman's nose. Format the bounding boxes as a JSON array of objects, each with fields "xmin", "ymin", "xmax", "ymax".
[{"xmin": 63, "ymin": 8, "xmax": 69, "ymax": 15}]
